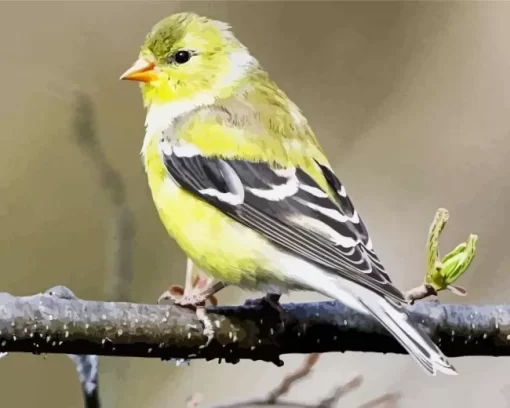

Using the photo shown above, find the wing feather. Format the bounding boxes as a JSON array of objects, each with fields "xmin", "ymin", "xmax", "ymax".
[{"xmin": 161, "ymin": 141, "xmax": 405, "ymax": 303}]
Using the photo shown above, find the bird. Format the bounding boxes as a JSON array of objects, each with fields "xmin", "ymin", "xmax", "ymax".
[{"xmin": 120, "ymin": 12, "xmax": 457, "ymax": 375}]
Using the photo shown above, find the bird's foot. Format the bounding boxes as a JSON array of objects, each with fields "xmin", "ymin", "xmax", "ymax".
[
  {"xmin": 195, "ymin": 307, "xmax": 215, "ymax": 347},
  {"xmin": 157, "ymin": 279, "xmax": 221, "ymax": 347},
  {"xmin": 157, "ymin": 279, "xmax": 226, "ymax": 308},
  {"xmin": 157, "ymin": 259, "xmax": 228, "ymax": 346},
  {"xmin": 157, "ymin": 258, "xmax": 225, "ymax": 308}
]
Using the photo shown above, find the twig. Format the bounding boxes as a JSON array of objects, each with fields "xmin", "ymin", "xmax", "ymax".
[
  {"xmin": 72, "ymin": 92, "xmax": 135, "ymax": 302},
  {"xmin": 405, "ymin": 284, "xmax": 438, "ymax": 304},
  {"xmin": 204, "ymin": 358, "xmax": 394, "ymax": 408},
  {"xmin": 358, "ymin": 392, "xmax": 401, "ymax": 408},
  {"xmin": 267, "ymin": 353, "xmax": 320, "ymax": 403},
  {"xmin": 316, "ymin": 375, "xmax": 363, "ymax": 408},
  {"xmin": 68, "ymin": 354, "xmax": 101, "ymax": 408}
]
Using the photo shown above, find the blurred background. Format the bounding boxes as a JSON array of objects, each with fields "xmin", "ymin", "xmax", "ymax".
[{"xmin": 0, "ymin": 1, "xmax": 509, "ymax": 407}]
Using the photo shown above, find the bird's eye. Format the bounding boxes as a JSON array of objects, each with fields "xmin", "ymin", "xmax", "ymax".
[{"xmin": 171, "ymin": 50, "xmax": 191, "ymax": 64}]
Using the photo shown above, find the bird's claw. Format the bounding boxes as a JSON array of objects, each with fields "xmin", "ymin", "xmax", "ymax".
[
  {"xmin": 157, "ymin": 285, "xmax": 215, "ymax": 346},
  {"xmin": 157, "ymin": 287, "xmax": 180, "ymax": 305},
  {"xmin": 158, "ymin": 260, "xmax": 228, "ymax": 347},
  {"xmin": 175, "ymin": 293, "xmax": 210, "ymax": 308},
  {"xmin": 196, "ymin": 307, "xmax": 215, "ymax": 347}
]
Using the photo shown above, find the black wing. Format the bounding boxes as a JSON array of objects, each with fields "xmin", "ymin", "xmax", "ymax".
[{"xmin": 161, "ymin": 142, "xmax": 405, "ymax": 303}]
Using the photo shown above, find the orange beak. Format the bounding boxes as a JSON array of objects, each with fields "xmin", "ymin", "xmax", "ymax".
[{"xmin": 119, "ymin": 57, "xmax": 158, "ymax": 83}]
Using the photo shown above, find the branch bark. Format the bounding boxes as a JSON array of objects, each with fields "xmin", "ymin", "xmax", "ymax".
[{"xmin": 0, "ymin": 287, "xmax": 509, "ymax": 364}]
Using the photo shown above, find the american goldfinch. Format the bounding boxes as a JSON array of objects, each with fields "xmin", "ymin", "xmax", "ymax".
[{"xmin": 120, "ymin": 12, "xmax": 456, "ymax": 376}]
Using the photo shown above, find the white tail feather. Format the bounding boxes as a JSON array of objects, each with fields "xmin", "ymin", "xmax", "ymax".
[
  {"xmin": 284, "ymin": 258, "xmax": 457, "ymax": 376},
  {"xmin": 357, "ymin": 292, "xmax": 457, "ymax": 375}
]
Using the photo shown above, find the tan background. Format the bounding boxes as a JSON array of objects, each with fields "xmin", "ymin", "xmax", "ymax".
[{"xmin": 0, "ymin": 1, "xmax": 509, "ymax": 407}]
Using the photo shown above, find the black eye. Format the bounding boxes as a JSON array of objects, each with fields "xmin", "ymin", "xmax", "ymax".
[{"xmin": 172, "ymin": 50, "xmax": 191, "ymax": 64}]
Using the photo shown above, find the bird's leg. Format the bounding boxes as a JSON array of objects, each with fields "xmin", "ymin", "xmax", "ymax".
[
  {"xmin": 178, "ymin": 258, "xmax": 229, "ymax": 307},
  {"xmin": 157, "ymin": 258, "xmax": 227, "ymax": 307},
  {"xmin": 182, "ymin": 257, "xmax": 196, "ymax": 301}
]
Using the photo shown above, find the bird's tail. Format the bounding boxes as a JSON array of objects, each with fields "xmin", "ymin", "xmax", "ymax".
[
  {"xmin": 356, "ymin": 292, "xmax": 457, "ymax": 376},
  {"xmin": 293, "ymin": 266, "xmax": 457, "ymax": 376}
]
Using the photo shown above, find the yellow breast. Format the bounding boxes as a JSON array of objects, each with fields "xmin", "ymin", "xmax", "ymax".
[{"xmin": 142, "ymin": 134, "xmax": 278, "ymax": 285}]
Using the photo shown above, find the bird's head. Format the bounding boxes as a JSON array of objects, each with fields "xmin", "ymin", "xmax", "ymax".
[{"xmin": 120, "ymin": 13, "xmax": 258, "ymax": 107}]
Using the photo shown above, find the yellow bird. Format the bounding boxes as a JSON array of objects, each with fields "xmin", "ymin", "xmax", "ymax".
[{"xmin": 120, "ymin": 12, "xmax": 456, "ymax": 375}]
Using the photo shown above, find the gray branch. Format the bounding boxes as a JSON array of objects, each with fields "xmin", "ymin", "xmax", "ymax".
[
  {"xmin": 0, "ymin": 287, "xmax": 509, "ymax": 364},
  {"xmin": 45, "ymin": 286, "xmax": 101, "ymax": 408}
]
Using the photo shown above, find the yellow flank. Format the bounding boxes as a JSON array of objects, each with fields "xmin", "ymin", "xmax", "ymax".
[{"xmin": 143, "ymin": 134, "xmax": 281, "ymax": 286}]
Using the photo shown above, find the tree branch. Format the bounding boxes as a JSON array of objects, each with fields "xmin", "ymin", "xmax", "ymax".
[
  {"xmin": 45, "ymin": 286, "xmax": 101, "ymax": 408},
  {"xmin": 69, "ymin": 354, "xmax": 101, "ymax": 408},
  {"xmin": 0, "ymin": 287, "xmax": 509, "ymax": 364}
]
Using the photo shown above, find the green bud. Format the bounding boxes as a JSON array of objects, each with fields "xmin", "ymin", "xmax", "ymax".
[
  {"xmin": 424, "ymin": 208, "xmax": 477, "ymax": 296},
  {"xmin": 441, "ymin": 235, "xmax": 477, "ymax": 286}
]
